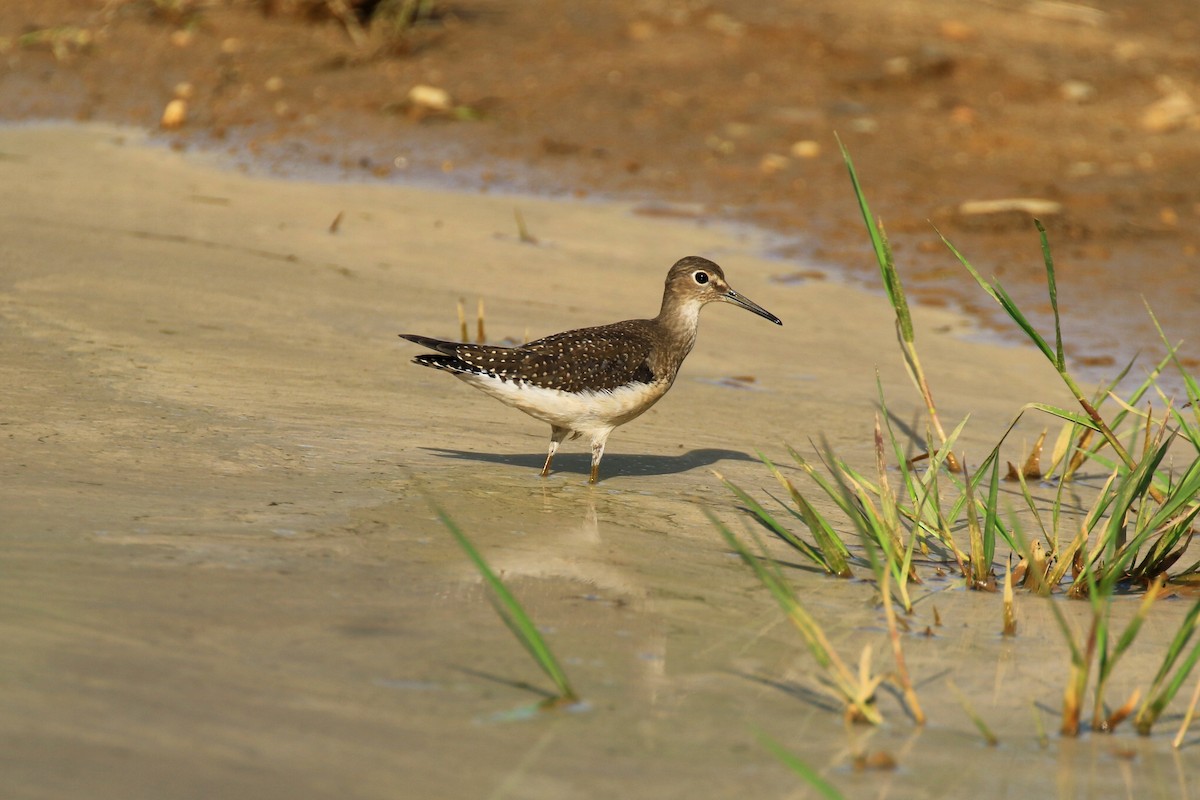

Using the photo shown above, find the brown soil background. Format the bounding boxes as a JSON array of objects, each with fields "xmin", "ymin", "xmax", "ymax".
[{"xmin": 3, "ymin": 0, "xmax": 1199, "ymax": 378}]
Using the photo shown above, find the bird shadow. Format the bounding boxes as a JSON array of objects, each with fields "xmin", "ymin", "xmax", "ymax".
[{"xmin": 420, "ymin": 446, "xmax": 758, "ymax": 478}]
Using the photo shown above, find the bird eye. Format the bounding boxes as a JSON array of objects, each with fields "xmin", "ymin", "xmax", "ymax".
[{"xmin": 693, "ymin": 271, "xmax": 709, "ymax": 285}]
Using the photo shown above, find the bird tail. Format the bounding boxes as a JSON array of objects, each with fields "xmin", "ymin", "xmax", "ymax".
[
  {"xmin": 411, "ymin": 353, "xmax": 475, "ymax": 375},
  {"xmin": 398, "ymin": 334, "xmax": 461, "ymax": 356}
]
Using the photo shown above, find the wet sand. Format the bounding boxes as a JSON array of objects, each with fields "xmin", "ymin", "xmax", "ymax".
[{"xmin": 1, "ymin": 124, "xmax": 1195, "ymax": 799}]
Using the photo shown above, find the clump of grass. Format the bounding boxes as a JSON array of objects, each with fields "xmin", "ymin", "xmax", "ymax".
[
  {"xmin": 718, "ymin": 141, "xmax": 1200, "ymax": 737},
  {"xmin": 733, "ymin": 146, "xmax": 1198, "ymax": 600},
  {"xmin": 1050, "ymin": 573, "xmax": 1163, "ymax": 736},
  {"xmin": 941, "ymin": 221, "xmax": 1199, "ymax": 596},
  {"xmin": 435, "ymin": 505, "xmax": 579, "ymax": 708}
]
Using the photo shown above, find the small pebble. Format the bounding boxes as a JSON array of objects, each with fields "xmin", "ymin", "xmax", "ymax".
[
  {"xmin": 407, "ymin": 84, "xmax": 452, "ymax": 111},
  {"xmin": 790, "ymin": 140, "xmax": 821, "ymax": 158},
  {"xmin": 1141, "ymin": 90, "xmax": 1196, "ymax": 133},
  {"xmin": 759, "ymin": 153, "xmax": 790, "ymax": 174},
  {"xmin": 627, "ymin": 20, "xmax": 656, "ymax": 41},
  {"xmin": 160, "ymin": 98, "xmax": 187, "ymax": 129},
  {"xmin": 938, "ymin": 19, "xmax": 976, "ymax": 41},
  {"xmin": 949, "ymin": 105, "xmax": 976, "ymax": 125},
  {"xmin": 959, "ymin": 198, "xmax": 1063, "ymax": 216},
  {"xmin": 1059, "ymin": 79, "xmax": 1095, "ymax": 103}
]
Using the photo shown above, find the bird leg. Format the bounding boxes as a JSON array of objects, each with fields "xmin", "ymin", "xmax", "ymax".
[
  {"xmin": 541, "ymin": 426, "xmax": 569, "ymax": 477},
  {"xmin": 589, "ymin": 434, "xmax": 609, "ymax": 484}
]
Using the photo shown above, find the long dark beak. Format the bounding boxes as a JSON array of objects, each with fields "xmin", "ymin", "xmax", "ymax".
[{"xmin": 723, "ymin": 288, "xmax": 782, "ymax": 325}]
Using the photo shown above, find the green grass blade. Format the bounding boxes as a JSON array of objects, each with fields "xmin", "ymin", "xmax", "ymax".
[
  {"xmin": 1035, "ymin": 219, "xmax": 1065, "ymax": 371},
  {"xmin": 436, "ymin": 506, "xmax": 577, "ymax": 702},
  {"xmin": 759, "ymin": 466, "xmax": 854, "ymax": 577},
  {"xmin": 938, "ymin": 229, "xmax": 1056, "ymax": 366},
  {"xmin": 756, "ymin": 731, "xmax": 846, "ymax": 800},
  {"xmin": 1137, "ymin": 598, "xmax": 1200, "ymax": 734},
  {"xmin": 789, "ymin": 444, "xmax": 868, "ymax": 525},
  {"xmin": 1023, "ymin": 402, "xmax": 1102, "ymax": 431},
  {"xmin": 1110, "ymin": 580, "xmax": 1162, "ymax": 664},
  {"xmin": 1099, "ymin": 437, "xmax": 1174, "ymax": 588},
  {"xmin": 984, "ymin": 457, "xmax": 1001, "ymax": 568},
  {"xmin": 1145, "ymin": 301, "xmax": 1200, "ymax": 412},
  {"xmin": 837, "ymin": 135, "xmax": 913, "ymax": 342},
  {"xmin": 718, "ymin": 472, "xmax": 832, "ymax": 573},
  {"xmin": 1142, "ymin": 454, "xmax": 1200, "ymax": 533},
  {"xmin": 992, "ymin": 280, "xmax": 1058, "ymax": 367},
  {"xmin": 1095, "ymin": 579, "xmax": 1163, "ymax": 729}
]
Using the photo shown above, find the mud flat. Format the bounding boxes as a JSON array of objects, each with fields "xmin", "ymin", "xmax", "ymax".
[{"xmin": 0, "ymin": 124, "xmax": 1193, "ymax": 799}]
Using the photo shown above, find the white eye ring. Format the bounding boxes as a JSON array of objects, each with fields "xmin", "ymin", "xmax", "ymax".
[{"xmin": 693, "ymin": 271, "xmax": 709, "ymax": 285}]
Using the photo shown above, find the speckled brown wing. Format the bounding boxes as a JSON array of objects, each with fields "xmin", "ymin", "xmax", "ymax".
[
  {"xmin": 401, "ymin": 322, "xmax": 659, "ymax": 393},
  {"xmin": 516, "ymin": 321, "xmax": 659, "ymax": 392}
]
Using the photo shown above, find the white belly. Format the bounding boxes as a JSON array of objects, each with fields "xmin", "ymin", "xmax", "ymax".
[{"xmin": 459, "ymin": 374, "xmax": 670, "ymax": 436}]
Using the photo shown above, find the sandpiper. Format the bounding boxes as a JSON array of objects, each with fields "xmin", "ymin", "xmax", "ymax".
[{"xmin": 401, "ymin": 255, "xmax": 781, "ymax": 483}]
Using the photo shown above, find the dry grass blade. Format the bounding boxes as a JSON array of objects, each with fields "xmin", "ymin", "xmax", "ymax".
[
  {"xmin": 1002, "ymin": 555, "xmax": 1017, "ymax": 636},
  {"xmin": 1173, "ymin": 674, "xmax": 1200, "ymax": 748},
  {"xmin": 1006, "ymin": 429, "xmax": 1046, "ymax": 481},
  {"xmin": 872, "ymin": 414, "xmax": 920, "ymax": 605},
  {"xmin": 514, "ymin": 207, "xmax": 539, "ymax": 244},
  {"xmin": 1105, "ymin": 688, "xmax": 1140, "ymax": 732},
  {"xmin": 881, "ymin": 565, "xmax": 925, "ymax": 723}
]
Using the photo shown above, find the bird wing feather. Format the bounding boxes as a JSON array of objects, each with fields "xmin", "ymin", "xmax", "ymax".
[{"xmin": 401, "ymin": 323, "xmax": 658, "ymax": 393}]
